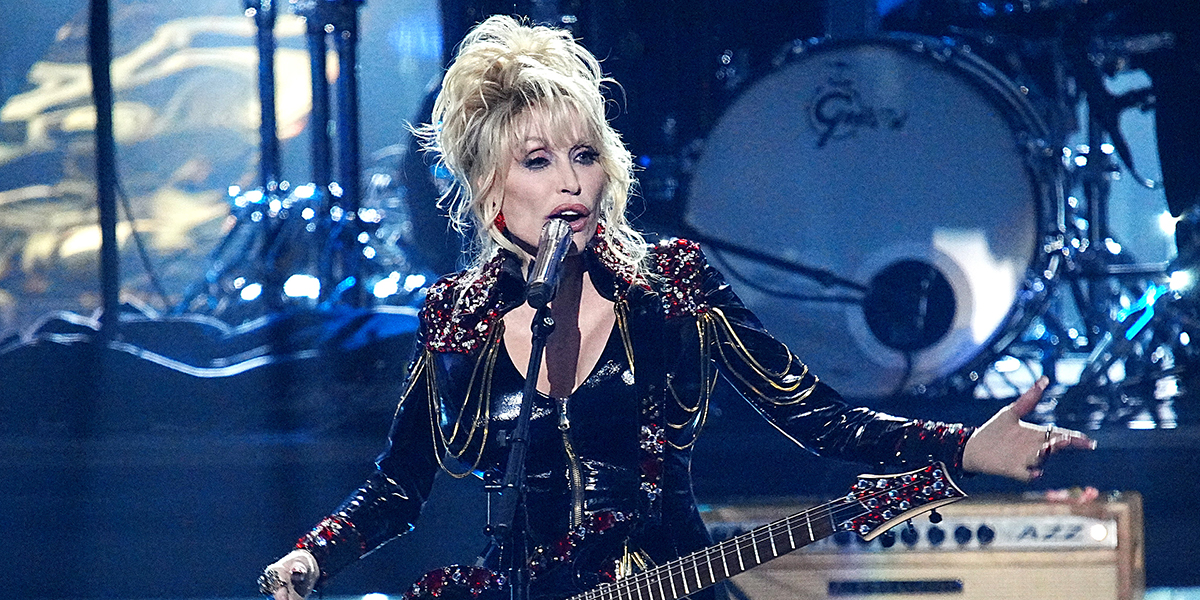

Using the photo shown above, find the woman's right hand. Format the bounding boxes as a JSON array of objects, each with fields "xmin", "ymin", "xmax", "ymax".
[{"xmin": 258, "ymin": 549, "xmax": 319, "ymax": 600}]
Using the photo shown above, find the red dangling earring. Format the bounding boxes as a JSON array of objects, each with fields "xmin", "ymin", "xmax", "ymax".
[{"xmin": 493, "ymin": 212, "xmax": 506, "ymax": 232}]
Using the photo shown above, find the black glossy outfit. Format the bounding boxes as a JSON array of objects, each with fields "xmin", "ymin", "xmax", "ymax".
[{"xmin": 294, "ymin": 235, "xmax": 974, "ymax": 595}]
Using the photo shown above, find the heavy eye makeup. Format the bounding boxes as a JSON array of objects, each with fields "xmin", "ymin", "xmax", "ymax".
[
  {"xmin": 520, "ymin": 152, "xmax": 550, "ymax": 169},
  {"xmin": 572, "ymin": 145, "xmax": 600, "ymax": 165},
  {"xmin": 518, "ymin": 143, "xmax": 599, "ymax": 170}
]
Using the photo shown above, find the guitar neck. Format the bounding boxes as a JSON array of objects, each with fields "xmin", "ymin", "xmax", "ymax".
[{"xmin": 570, "ymin": 499, "xmax": 847, "ymax": 600}]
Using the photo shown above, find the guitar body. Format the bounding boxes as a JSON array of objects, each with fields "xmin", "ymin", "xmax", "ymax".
[
  {"xmin": 404, "ymin": 544, "xmax": 622, "ymax": 600},
  {"xmin": 404, "ymin": 511, "xmax": 634, "ymax": 600},
  {"xmin": 404, "ymin": 464, "xmax": 965, "ymax": 600}
]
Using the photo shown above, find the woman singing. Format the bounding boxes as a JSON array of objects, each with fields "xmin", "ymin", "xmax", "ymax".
[{"xmin": 258, "ymin": 15, "xmax": 1094, "ymax": 600}]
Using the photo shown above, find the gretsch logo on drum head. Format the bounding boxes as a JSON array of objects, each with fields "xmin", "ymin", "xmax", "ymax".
[{"xmin": 807, "ymin": 63, "xmax": 908, "ymax": 148}]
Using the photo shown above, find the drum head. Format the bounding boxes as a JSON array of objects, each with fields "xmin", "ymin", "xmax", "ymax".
[{"xmin": 685, "ymin": 38, "xmax": 1048, "ymax": 400}]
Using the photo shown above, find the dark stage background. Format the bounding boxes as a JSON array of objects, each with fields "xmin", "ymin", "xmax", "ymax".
[{"xmin": 2, "ymin": 0, "xmax": 1199, "ymax": 598}]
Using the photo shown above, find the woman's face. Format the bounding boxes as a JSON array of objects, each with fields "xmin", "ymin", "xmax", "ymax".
[{"xmin": 496, "ymin": 107, "xmax": 606, "ymax": 256}]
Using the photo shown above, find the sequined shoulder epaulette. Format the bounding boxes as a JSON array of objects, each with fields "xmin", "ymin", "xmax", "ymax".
[
  {"xmin": 420, "ymin": 255, "xmax": 507, "ymax": 354},
  {"xmin": 651, "ymin": 238, "xmax": 708, "ymax": 320},
  {"xmin": 588, "ymin": 226, "xmax": 642, "ymax": 288}
]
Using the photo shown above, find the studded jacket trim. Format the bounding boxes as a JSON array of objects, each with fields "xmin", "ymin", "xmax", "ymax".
[{"xmin": 295, "ymin": 237, "xmax": 975, "ymax": 586}]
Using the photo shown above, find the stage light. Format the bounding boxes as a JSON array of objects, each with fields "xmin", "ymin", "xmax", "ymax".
[
  {"xmin": 293, "ymin": 183, "xmax": 316, "ymax": 199},
  {"xmin": 373, "ymin": 277, "xmax": 399, "ymax": 299},
  {"xmin": 362, "ymin": 594, "xmax": 389, "ymax": 600},
  {"xmin": 358, "ymin": 231, "xmax": 371, "ymax": 243},
  {"xmin": 240, "ymin": 283, "xmax": 262, "ymax": 301},
  {"xmin": 404, "ymin": 273, "xmax": 427, "ymax": 292},
  {"xmin": 994, "ymin": 356, "xmax": 1021, "ymax": 373},
  {"xmin": 301, "ymin": 207, "xmax": 315, "ymax": 220},
  {"xmin": 1104, "ymin": 238, "xmax": 1122, "ymax": 254},
  {"xmin": 1169, "ymin": 270, "xmax": 1193, "ymax": 292},
  {"xmin": 359, "ymin": 207, "xmax": 382, "ymax": 223},
  {"xmin": 284, "ymin": 274, "xmax": 321, "ymax": 299},
  {"xmin": 1159, "ymin": 211, "xmax": 1180, "ymax": 235}
]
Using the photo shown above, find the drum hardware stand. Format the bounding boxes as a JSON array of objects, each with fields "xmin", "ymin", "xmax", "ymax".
[
  {"xmin": 294, "ymin": 0, "xmax": 369, "ymax": 307},
  {"xmin": 938, "ymin": 18, "xmax": 1193, "ymax": 430},
  {"xmin": 1025, "ymin": 28, "xmax": 1195, "ymax": 430},
  {"xmin": 88, "ymin": 0, "xmax": 121, "ymax": 338},
  {"xmin": 175, "ymin": 0, "xmax": 383, "ymax": 322}
]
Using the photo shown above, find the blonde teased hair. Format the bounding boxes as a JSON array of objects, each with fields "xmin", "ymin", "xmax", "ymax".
[{"xmin": 412, "ymin": 15, "xmax": 647, "ymax": 279}]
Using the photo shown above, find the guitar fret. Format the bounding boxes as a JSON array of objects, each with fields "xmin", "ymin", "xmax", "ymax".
[
  {"xmin": 575, "ymin": 465, "xmax": 963, "ymax": 600},
  {"xmin": 681, "ymin": 559, "xmax": 691, "ymax": 597}
]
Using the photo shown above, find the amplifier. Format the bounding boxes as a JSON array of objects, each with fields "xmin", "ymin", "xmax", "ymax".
[{"xmin": 702, "ymin": 493, "xmax": 1143, "ymax": 600}]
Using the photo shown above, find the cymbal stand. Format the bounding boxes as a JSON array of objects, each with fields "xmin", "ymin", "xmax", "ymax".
[
  {"xmin": 286, "ymin": 0, "xmax": 368, "ymax": 307},
  {"xmin": 1038, "ymin": 21, "xmax": 1193, "ymax": 430},
  {"xmin": 174, "ymin": 0, "xmax": 374, "ymax": 321},
  {"xmin": 172, "ymin": 0, "xmax": 291, "ymax": 318}
]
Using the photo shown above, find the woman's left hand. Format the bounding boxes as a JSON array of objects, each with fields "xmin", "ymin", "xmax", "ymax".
[{"xmin": 962, "ymin": 376, "xmax": 1096, "ymax": 481}]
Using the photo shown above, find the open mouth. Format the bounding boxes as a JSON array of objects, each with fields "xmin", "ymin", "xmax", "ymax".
[
  {"xmin": 549, "ymin": 204, "xmax": 591, "ymax": 227},
  {"xmin": 555, "ymin": 210, "xmax": 586, "ymax": 222}
]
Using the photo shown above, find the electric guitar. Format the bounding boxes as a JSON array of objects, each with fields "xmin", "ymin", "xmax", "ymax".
[{"xmin": 404, "ymin": 462, "xmax": 966, "ymax": 600}]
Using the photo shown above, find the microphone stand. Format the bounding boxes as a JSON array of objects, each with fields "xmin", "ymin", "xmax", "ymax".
[
  {"xmin": 88, "ymin": 0, "xmax": 120, "ymax": 339},
  {"xmin": 477, "ymin": 291, "xmax": 557, "ymax": 600}
]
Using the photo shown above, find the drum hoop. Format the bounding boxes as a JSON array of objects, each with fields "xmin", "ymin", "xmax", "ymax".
[{"xmin": 683, "ymin": 33, "xmax": 1064, "ymax": 400}]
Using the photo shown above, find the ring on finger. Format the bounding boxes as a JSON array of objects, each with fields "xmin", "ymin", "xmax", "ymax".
[{"xmin": 258, "ymin": 569, "xmax": 285, "ymax": 596}]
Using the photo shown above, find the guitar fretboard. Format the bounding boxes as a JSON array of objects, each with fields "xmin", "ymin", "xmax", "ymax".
[{"xmin": 572, "ymin": 498, "xmax": 848, "ymax": 600}]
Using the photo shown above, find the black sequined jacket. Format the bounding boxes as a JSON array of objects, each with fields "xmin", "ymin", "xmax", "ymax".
[{"xmin": 294, "ymin": 236, "xmax": 974, "ymax": 589}]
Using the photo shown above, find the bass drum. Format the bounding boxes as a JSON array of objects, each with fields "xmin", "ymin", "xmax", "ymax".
[{"xmin": 684, "ymin": 36, "xmax": 1057, "ymax": 401}]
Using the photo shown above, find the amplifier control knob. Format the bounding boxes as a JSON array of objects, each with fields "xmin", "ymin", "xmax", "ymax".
[
  {"xmin": 977, "ymin": 525, "xmax": 996, "ymax": 545},
  {"xmin": 901, "ymin": 523, "xmax": 920, "ymax": 547},
  {"xmin": 927, "ymin": 526, "xmax": 946, "ymax": 546},
  {"xmin": 954, "ymin": 525, "xmax": 972, "ymax": 545}
]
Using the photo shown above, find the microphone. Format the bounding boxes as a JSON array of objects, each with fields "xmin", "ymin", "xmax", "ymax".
[{"xmin": 526, "ymin": 218, "xmax": 573, "ymax": 309}]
